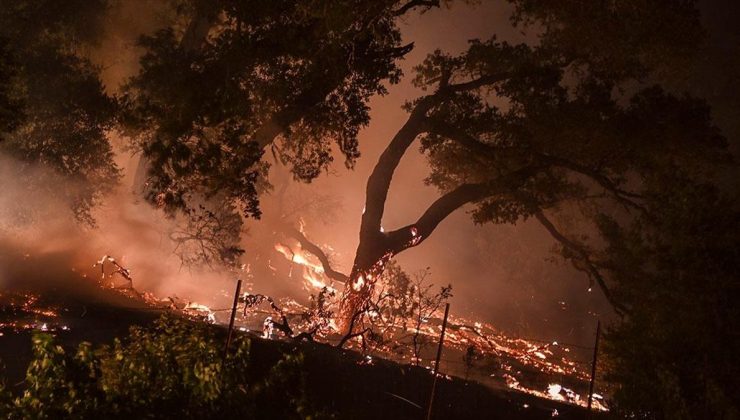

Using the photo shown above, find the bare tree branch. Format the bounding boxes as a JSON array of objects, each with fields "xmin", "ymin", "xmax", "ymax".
[
  {"xmin": 359, "ymin": 108, "xmax": 430, "ymax": 239},
  {"xmin": 285, "ymin": 225, "xmax": 349, "ymax": 284},
  {"xmin": 337, "ymin": 302, "xmax": 371, "ymax": 348},
  {"xmin": 385, "ymin": 182, "xmax": 490, "ymax": 251},
  {"xmin": 421, "ymin": 117, "xmax": 634, "ymax": 314},
  {"xmin": 358, "ymin": 72, "xmax": 515, "ymax": 245},
  {"xmin": 533, "ymin": 210, "xmax": 626, "ymax": 314},
  {"xmin": 445, "ymin": 72, "xmax": 515, "ymax": 93},
  {"xmin": 424, "ymin": 117, "xmax": 500, "ymax": 156},
  {"xmin": 392, "ymin": 0, "xmax": 440, "ymax": 16},
  {"xmin": 426, "ymin": 118, "xmax": 647, "ymax": 213}
]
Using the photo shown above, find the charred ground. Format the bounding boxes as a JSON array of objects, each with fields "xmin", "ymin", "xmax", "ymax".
[{"xmin": 0, "ymin": 279, "xmax": 605, "ymax": 419}]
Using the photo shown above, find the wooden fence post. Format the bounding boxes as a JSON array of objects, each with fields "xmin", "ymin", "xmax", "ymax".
[
  {"xmin": 223, "ymin": 279, "xmax": 242, "ymax": 360},
  {"xmin": 426, "ymin": 302, "xmax": 451, "ymax": 420}
]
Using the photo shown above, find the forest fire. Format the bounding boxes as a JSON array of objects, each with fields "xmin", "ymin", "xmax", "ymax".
[
  {"xmin": 14, "ymin": 246, "xmax": 598, "ymax": 410},
  {"xmin": 0, "ymin": 178, "xmax": 610, "ymax": 414},
  {"xmin": 0, "ymin": 291, "xmax": 68, "ymax": 333},
  {"xmin": 255, "ymin": 229, "xmax": 606, "ymax": 409},
  {"xmin": 225, "ymin": 243, "xmax": 605, "ymax": 409},
  {"xmin": 1, "ymin": 0, "xmax": 736, "ymax": 418}
]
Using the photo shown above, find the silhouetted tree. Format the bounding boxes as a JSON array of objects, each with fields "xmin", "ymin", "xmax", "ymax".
[
  {"xmin": 601, "ymin": 179, "xmax": 740, "ymax": 418},
  {"xmin": 0, "ymin": 38, "xmax": 23, "ymax": 136},
  {"xmin": 339, "ymin": 0, "xmax": 724, "ymax": 322},
  {"xmin": 0, "ymin": 0, "xmax": 119, "ymax": 223},
  {"xmin": 407, "ymin": 270, "xmax": 451, "ymax": 364},
  {"xmin": 122, "ymin": 0, "xmax": 443, "ymax": 219}
]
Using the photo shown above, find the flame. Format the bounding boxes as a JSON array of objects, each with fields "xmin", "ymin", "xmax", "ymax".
[
  {"xmin": 303, "ymin": 266, "xmax": 336, "ymax": 293},
  {"xmin": 352, "ymin": 275, "xmax": 365, "ymax": 291},
  {"xmin": 274, "ymin": 242, "xmax": 336, "ymax": 292},
  {"xmin": 274, "ymin": 243, "xmax": 325, "ymax": 273},
  {"xmin": 547, "ymin": 384, "xmax": 565, "ymax": 400},
  {"xmin": 274, "ymin": 243, "xmax": 294, "ymax": 262},
  {"xmin": 183, "ymin": 302, "xmax": 216, "ymax": 323}
]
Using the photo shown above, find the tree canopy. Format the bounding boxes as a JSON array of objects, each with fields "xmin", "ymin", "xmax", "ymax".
[
  {"xmin": 0, "ymin": 0, "xmax": 119, "ymax": 223},
  {"xmin": 122, "ymin": 0, "xmax": 435, "ymax": 218},
  {"xmin": 0, "ymin": 38, "xmax": 23, "ymax": 135},
  {"xmin": 344, "ymin": 0, "xmax": 727, "ymax": 312},
  {"xmin": 330, "ymin": 3, "xmax": 739, "ymax": 415}
]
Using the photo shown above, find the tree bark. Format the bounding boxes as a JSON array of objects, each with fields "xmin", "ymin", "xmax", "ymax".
[{"xmin": 350, "ymin": 73, "xmax": 516, "ymax": 285}]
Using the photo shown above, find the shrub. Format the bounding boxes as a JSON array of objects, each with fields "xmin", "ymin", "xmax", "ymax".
[{"xmin": 1, "ymin": 315, "xmax": 329, "ymax": 419}]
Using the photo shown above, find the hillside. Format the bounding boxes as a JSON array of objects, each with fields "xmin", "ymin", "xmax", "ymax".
[{"xmin": 0, "ymin": 279, "xmax": 608, "ymax": 419}]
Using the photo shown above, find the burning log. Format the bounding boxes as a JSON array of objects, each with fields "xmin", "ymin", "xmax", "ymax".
[
  {"xmin": 283, "ymin": 225, "xmax": 348, "ymax": 284},
  {"xmin": 94, "ymin": 255, "xmax": 133, "ymax": 288}
]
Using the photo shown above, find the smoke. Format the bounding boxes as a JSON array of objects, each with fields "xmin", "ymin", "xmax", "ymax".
[
  {"xmin": 0, "ymin": 0, "xmax": 235, "ymax": 308},
  {"xmin": 0, "ymin": 147, "xmax": 238, "ymax": 309},
  {"xmin": 235, "ymin": 4, "xmax": 613, "ymax": 346},
  {"xmin": 0, "ymin": 1, "xmax": 618, "ymax": 348}
]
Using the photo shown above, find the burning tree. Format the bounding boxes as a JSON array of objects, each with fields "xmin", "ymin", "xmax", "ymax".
[
  {"xmin": 241, "ymin": 287, "xmax": 337, "ymax": 342},
  {"xmin": 334, "ymin": 261, "xmax": 451, "ymax": 357},
  {"xmin": 119, "ymin": 1, "xmax": 726, "ymax": 337},
  {"xmin": 333, "ymin": 0, "xmax": 722, "ymax": 324}
]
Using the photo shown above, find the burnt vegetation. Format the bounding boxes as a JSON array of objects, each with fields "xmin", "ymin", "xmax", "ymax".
[{"xmin": 1, "ymin": 0, "xmax": 739, "ymax": 418}]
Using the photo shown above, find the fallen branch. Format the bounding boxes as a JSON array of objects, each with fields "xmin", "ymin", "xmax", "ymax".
[{"xmin": 284, "ymin": 225, "xmax": 349, "ymax": 283}]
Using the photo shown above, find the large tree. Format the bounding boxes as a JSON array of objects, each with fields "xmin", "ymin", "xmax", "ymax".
[
  {"xmin": 598, "ymin": 2, "xmax": 740, "ymax": 416},
  {"xmin": 330, "ymin": 0, "xmax": 727, "ymax": 322},
  {"xmin": 0, "ymin": 0, "xmax": 119, "ymax": 223},
  {"xmin": 122, "ymin": 0, "xmax": 446, "ymax": 219}
]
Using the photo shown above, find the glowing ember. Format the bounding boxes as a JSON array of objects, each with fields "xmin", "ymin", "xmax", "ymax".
[
  {"xmin": 547, "ymin": 384, "xmax": 564, "ymax": 400},
  {"xmin": 408, "ymin": 226, "xmax": 422, "ymax": 246},
  {"xmin": 352, "ymin": 275, "xmax": 365, "ymax": 292},
  {"xmin": 0, "ymin": 253, "xmax": 605, "ymax": 414},
  {"xmin": 183, "ymin": 302, "xmax": 216, "ymax": 323}
]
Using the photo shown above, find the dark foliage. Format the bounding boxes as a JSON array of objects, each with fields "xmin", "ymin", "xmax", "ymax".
[
  {"xmin": 346, "ymin": 0, "xmax": 725, "ymax": 314},
  {"xmin": 0, "ymin": 0, "xmax": 119, "ymax": 223},
  {"xmin": 123, "ymin": 0, "xmax": 415, "ymax": 218},
  {"xmin": 0, "ymin": 315, "xmax": 328, "ymax": 419},
  {"xmin": 600, "ymin": 180, "xmax": 740, "ymax": 418}
]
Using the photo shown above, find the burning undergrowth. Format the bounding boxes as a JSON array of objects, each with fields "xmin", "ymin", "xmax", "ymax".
[
  {"xmin": 0, "ymin": 152, "xmax": 607, "ymax": 412},
  {"xmin": 243, "ymin": 235, "xmax": 610, "ymax": 412},
  {"xmin": 1, "ymin": 240, "xmax": 607, "ymax": 412}
]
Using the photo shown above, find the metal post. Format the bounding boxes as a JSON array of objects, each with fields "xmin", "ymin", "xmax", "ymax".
[
  {"xmin": 426, "ymin": 303, "xmax": 450, "ymax": 420},
  {"xmin": 587, "ymin": 320, "xmax": 601, "ymax": 413},
  {"xmin": 223, "ymin": 279, "xmax": 242, "ymax": 360}
]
